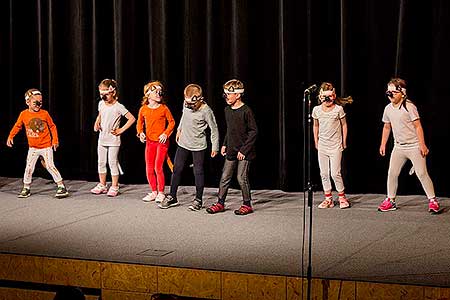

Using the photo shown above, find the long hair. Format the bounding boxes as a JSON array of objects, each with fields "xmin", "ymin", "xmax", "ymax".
[
  {"xmin": 388, "ymin": 77, "xmax": 409, "ymax": 111},
  {"xmin": 318, "ymin": 82, "xmax": 353, "ymax": 106}
]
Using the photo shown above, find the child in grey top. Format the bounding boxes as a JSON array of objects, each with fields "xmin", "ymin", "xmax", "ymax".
[
  {"xmin": 159, "ymin": 83, "xmax": 219, "ymax": 210},
  {"xmin": 378, "ymin": 78, "xmax": 439, "ymax": 213},
  {"xmin": 312, "ymin": 82, "xmax": 350, "ymax": 209}
]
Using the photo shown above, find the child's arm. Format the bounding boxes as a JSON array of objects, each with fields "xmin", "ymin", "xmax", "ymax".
[
  {"xmin": 94, "ymin": 114, "xmax": 102, "ymax": 132},
  {"xmin": 341, "ymin": 117, "xmax": 348, "ymax": 149},
  {"xmin": 136, "ymin": 107, "xmax": 146, "ymax": 142},
  {"xmin": 45, "ymin": 112, "xmax": 59, "ymax": 150},
  {"xmin": 205, "ymin": 108, "xmax": 220, "ymax": 157},
  {"xmin": 313, "ymin": 119, "xmax": 319, "ymax": 149},
  {"xmin": 112, "ymin": 112, "xmax": 136, "ymax": 136},
  {"xmin": 412, "ymin": 119, "xmax": 429, "ymax": 157},
  {"xmin": 237, "ymin": 109, "xmax": 258, "ymax": 160},
  {"xmin": 6, "ymin": 113, "xmax": 24, "ymax": 147},
  {"xmin": 159, "ymin": 107, "xmax": 175, "ymax": 143},
  {"xmin": 379, "ymin": 122, "xmax": 391, "ymax": 156}
]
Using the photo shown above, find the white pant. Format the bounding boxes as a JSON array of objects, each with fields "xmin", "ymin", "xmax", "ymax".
[
  {"xmin": 317, "ymin": 148, "xmax": 345, "ymax": 193},
  {"xmin": 24, "ymin": 147, "xmax": 62, "ymax": 185},
  {"xmin": 387, "ymin": 146, "xmax": 435, "ymax": 199},
  {"xmin": 97, "ymin": 145, "xmax": 120, "ymax": 176}
]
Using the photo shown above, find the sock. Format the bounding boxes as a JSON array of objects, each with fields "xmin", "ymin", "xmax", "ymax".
[
  {"xmin": 338, "ymin": 192, "xmax": 345, "ymax": 199},
  {"xmin": 58, "ymin": 184, "xmax": 65, "ymax": 188},
  {"xmin": 243, "ymin": 200, "xmax": 252, "ymax": 207},
  {"xmin": 218, "ymin": 198, "xmax": 225, "ymax": 206},
  {"xmin": 325, "ymin": 193, "xmax": 332, "ymax": 199}
]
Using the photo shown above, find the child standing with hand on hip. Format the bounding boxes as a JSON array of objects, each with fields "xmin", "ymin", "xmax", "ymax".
[
  {"xmin": 312, "ymin": 82, "xmax": 350, "ymax": 209},
  {"xmin": 7, "ymin": 88, "xmax": 69, "ymax": 198},
  {"xmin": 137, "ymin": 81, "xmax": 175, "ymax": 204},
  {"xmin": 91, "ymin": 79, "xmax": 136, "ymax": 197}
]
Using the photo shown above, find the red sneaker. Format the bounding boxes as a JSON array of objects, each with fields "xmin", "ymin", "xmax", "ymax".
[
  {"xmin": 234, "ymin": 205, "xmax": 253, "ymax": 215},
  {"xmin": 206, "ymin": 203, "xmax": 225, "ymax": 214}
]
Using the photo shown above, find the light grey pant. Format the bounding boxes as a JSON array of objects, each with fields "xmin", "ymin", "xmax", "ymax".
[
  {"xmin": 387, "ymin": 146, "xmax": 435, "ymax": 199},
  {"xmin": 318, "ymin": 148, "xmax": 344, "ymax": 193},
  {"xmin": 97, "ymin": 145, "xmax": 120, "ymax": 176},
  {"xmin": 24, "ymin": 147, "xmax": 62, "ymax": 185}
]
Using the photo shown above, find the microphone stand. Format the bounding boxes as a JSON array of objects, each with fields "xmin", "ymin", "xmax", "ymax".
[{"xmin": 302, "ymin": 88, "xmax": 314, "ymax": 300}]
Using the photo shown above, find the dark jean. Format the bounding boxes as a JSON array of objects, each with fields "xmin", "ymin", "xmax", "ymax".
[
  {"xmin": 218, "ymin": 158, "xmax": 252, "ymax": 202},
  {"xmin": 169, "ymin": 146, "xmax": 205, "ymax": 200}
]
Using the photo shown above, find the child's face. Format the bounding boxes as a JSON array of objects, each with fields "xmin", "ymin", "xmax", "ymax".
[
  {"xmin": 223, "ymin": 92, "xmax": 241, "ymax": 106},
  {"xmin": 184, "ymin": 94, "xmax": 202, "ymax": 110},
  {"xmin": 99, "ymin": 84, "xmax": 115, "ymax": 103},
  {"xmin": 386, "ymin": 84, "xmax": 403, "ymax": 105},
  {"xmin": 147, "ymin": 85, "xmax": 163, "ymax": 103},
  {"xmin": 319, "ymin": 90, "xmax": 336, "ymax": 107},
  {"xmin": 27, "ymin": 95, "xmax": 43, "ymax": 112}
]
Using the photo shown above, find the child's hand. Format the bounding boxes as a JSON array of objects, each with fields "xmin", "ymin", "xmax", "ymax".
[
  {"xmin": 138, "ymin": 132, "xmax": 146, "ymax": 143},
  {"xmin": 94, "ymin": 122, "xmax": 102, "ymax": 132},
  {"xmin": 237, "ymin": 152, "xmax": 246, "ymax": 161},
  {"xmin": 420, "ymin": 144, "xmax": 429, "ymax": 157},
  {"xmin": 221, "ymin": 146, "xmax": 227, "ymax": 156},
  {"xmin": 379, "ymin": 145, "xmax": 386, "ymax": 156},
  {"xmin": 159, "ymin": 133, "xmax": 167, "ymax": 143},
  {"xmin": 111, "ymin": 128, "xmax": 123, "ymax": 136},
  {"xmin": 52, "ymin": 144, "xmax": 59, "ymax": 151},
  {"xmin": 211, "ymin": 151, "xmax": 217, "ymax": 158},
  {"xmin": 176, "ymin": 130, "xmax": 181, "ymax": 142},
  {"xmin": 6, "ymin": 138, "xmax": 13, "ymax": 147}
]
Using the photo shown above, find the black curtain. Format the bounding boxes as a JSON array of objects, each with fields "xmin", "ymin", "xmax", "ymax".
[{"xmin": 1, "ymin": 1, "xmax": 450, "ymax": 195}]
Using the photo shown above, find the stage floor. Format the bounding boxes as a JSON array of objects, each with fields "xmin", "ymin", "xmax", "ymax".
[{"xmin": 0, "ymin": 177, "xmax": 449, "ymax": 287}]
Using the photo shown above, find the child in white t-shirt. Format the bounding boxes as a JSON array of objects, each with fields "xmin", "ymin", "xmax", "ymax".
[
  {"xmin": 312, "ymin": 82, "xmax": 350, "ymax": 209},
  {"xmin": 91, "ymin": 79, "xmax": 135, "ymax": 197}
]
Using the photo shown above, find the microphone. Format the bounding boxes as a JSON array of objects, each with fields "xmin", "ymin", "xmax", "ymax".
[{"xmin": 304, "ymin": 84, "xmax": 317, "ymax": 94}]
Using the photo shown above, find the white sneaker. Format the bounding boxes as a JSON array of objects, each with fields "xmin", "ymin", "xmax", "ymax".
[
  {"xmin": 91, "ymin": 183, "xmax": 108, "ymax": 194},
  {"xmin": 142, "ymin": 191, "xmax": 157, "ymax": 202},
  {"xmin": 155, "ymin": 192, "xmax": 166, "ymax": 203}
]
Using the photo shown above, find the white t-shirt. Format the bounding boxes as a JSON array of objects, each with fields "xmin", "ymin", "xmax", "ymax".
[
  {"xmin": 312, "ymin": 104, "xmax": 346, "ymax": 151},
  {"xmin": 382, "ymin": 101, "xmax": 419, "ymax": 149},
  {"xmin": 98, "ymin": 100, "xmax": 129, "ymax": 146}
]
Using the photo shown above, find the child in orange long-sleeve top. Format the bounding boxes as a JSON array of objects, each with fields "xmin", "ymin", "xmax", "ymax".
[
  {"xmin": 6, "ymin": 89, "xmax": 69, "ymax": 198},
  {"xmin": 137, "ymin": 81, "xmax": 175, "ymax": 203}
]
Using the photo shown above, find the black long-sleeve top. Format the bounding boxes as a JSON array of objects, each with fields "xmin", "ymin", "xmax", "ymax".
[{"xmin": 223, "ymin": 104, "xmax": 258, "ymax": 160}]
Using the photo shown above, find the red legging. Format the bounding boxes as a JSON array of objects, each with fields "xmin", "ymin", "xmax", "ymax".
[{"xmin": 145, "ymin": 140, "xmax": 169, "ymax": 192}]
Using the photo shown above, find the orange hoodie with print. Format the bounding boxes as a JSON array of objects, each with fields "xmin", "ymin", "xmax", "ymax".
[{"xmin": 8, "ymin": 109, "xmax": 59, "ymax": 149}]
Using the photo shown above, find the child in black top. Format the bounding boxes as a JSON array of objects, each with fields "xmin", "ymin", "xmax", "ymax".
[{"xmin": 206, "ymin": 79, "xmax": 258, "ymax": 215}]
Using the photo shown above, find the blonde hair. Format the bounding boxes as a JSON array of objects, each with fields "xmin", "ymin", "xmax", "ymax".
[
  {"xmin": 142, "ymin": 80, "xmax": 165, "ymax": 105},
  {"xmin": 184, "ymin": 83, "xmax": 203, "ymax": 98},
  {"xmin": 24, "ymin": 88, "xmax": 42, "ymax": 101},
  {"xmin": 98, "ymin": 78, "xmax": 119, "ymax": 100}
]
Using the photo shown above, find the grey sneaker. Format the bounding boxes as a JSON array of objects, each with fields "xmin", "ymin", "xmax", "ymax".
[
  {"xmin": 188, "ymin": 198, "xmax": 202, "ymax": 211},
  {"xmin": 158, "ymin": 195, "xmax": 179, "ymax": 209},
  {"xmin": 55, "ymin": 186, "xmax": 69, "ymax": 198},
  {"xmin": 18, "ymin": 187, "xmax": 31, "ymax": 198}
]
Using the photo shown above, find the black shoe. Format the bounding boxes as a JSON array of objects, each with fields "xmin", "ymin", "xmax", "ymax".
[
  {"xmin": 158, "ymin": 195, "xmax": 179, "ymax": 209},
  {"xmin": 55, "ymin": 186, "xmax": 69, "ymax": 198},
  {"xmin": 188, "ymin": 198, "xmax": 202, "ymax": 211},
  {"xmin": 18, "ymin": 187, "xmax": 31, "ymax": 198}
]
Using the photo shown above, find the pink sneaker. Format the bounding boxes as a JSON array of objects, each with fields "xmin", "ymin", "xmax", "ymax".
[
  {"xmin": 318, "ymin": 198, "xmax": 334, "ymax": 209},
  {"xmin": 91, "ymin": 183, "xmax": 107, "ymax": 194},
  {"xmin": 428, "ymin": 198, "xmax": 440, "ymax": 214},
  {"xmin": 107, "ymin": 186, "xmax": 119, "ymax": 197},
  {"xmin": 378, "ymin": 198, "xmax": 397, "ymax": 212},
  {"xmin": 142, "ymin": 191, "xmax": 157, "ymax": 202},
  {"xmin": 339, "ymin": 197, "xmax": 350, "ymax": 209}
]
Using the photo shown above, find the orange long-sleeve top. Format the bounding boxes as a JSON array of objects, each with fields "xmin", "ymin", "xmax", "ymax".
[
  {"xmin": 136, "ymin": 104, "xmax": 175, "ymax": 142},
  {"xmin": 8, "ymin": 109, "xmax": 59, "ymax": 149}
]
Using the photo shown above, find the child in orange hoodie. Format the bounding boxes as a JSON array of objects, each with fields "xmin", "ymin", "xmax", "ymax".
[{"xmin": 7, "ymin": 89, "xmax": 69, "ymax": 198}]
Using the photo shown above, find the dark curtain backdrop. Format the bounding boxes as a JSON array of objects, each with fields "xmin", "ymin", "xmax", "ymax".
[{"xmin": 1, "ymin": 1, "xmax": 450, "ymax": 195}]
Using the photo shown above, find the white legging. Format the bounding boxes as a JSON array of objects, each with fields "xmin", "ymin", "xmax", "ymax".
[
  {"xmin": 387, "ymin": 146, "xmax": 435, "ymax": 199},
  {"xmin": 24, "ymin": 147, "xmax": 63, "ymax": 185},
  {"xmin": 97, "ymin": 145, "xmax": 120, "ymax": 176},
  {"xmin": 318, "ymin": 148, "xmax": 345, "ymax": 193}
]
